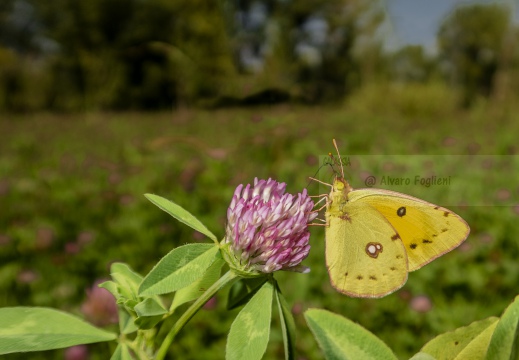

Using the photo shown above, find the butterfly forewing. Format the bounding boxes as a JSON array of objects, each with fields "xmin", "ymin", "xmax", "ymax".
[
  {"xmin": 325, "ymin": 199, "xmax": 408, "ymax": 298},
  {"xmin": 350, "ymin": 189, "xmax": 470, "ymax": 271}
]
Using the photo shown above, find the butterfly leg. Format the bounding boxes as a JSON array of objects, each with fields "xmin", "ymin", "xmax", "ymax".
[{"xmin": 313, "ymin": 195, "xmax": 328, "ymax": 210}]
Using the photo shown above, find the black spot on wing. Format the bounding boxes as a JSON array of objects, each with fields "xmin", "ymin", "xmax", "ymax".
[
  {"xmin": 369, "ymin": 275, "xmax": 377, "ymax": 280},
  {"xmin": 397, "ymin": 206, "xmax": 406, "ymax": 217},
  {"xmin": 422, "ymin": 239, "xmax": 433, "ymax": 244},
  {"xmin": 357, "ymin": 275, "xmax": 363, "ymax": 280},
  {"xmin": 390, "ymin": 267, "xmax": 397, "ymax": 271},
  {"xmin": 396, "ymin": 255, "xmax": 403, "ymax": 259},
  {"xmin": 441, "ymin": 228, "xmax": 448, "ymax": 233},
  {"xmin": 444, "ymin": 211, "xmax": 450, "ymax": 217},
  {"xmin": 391, "ymin": 234, "xmax": 400, "ymax": 241},
  {"xmin": 410, "ymin": 243, "xmax": 417, "ymax": 249}
]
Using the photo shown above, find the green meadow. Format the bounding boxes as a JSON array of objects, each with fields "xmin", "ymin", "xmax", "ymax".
[{"xmin": 1, "ymin": 84, "xmax": 519, "ymax": 359}]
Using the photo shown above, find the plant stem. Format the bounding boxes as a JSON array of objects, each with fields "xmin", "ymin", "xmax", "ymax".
[
  {"xmin": 128, "ymin": 332, "xmax": 152, "ymax": 360},
  {"xmin": 154, "ymin": 270, "xmax": 238, "ymax": 360}
]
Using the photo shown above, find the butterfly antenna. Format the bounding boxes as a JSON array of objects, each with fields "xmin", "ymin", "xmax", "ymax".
[
  {"xmin": 305, "ymin": 164, "xmax": 326, "ymax": 189},
  {"xmin": 332, "ymin": 139, "xmax": 345, "ymax": 179}
]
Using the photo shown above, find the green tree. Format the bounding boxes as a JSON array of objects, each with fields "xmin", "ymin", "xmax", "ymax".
[
  {"xmin": 224, "ymin": 0, "xmax": 385, "ymax": 103},
  {"xmin": 437, "ymin": 4, "xmax": 511, "ymax": 105},
  {"xmin": 31, "ymin": 0, "xmax": 235, "ymax": 110},
  {"xmin": 391, "ymin": 45, "xmax": 436, "ymax": 83},
  {"xmin": 279, "ymin": 0, "xmax": 385, "ymax": 102}
]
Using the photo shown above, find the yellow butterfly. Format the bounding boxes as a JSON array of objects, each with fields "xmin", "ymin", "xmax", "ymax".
[{"xmin": 321, "ymin": 140, "xmax": 470, "ymax": 298}]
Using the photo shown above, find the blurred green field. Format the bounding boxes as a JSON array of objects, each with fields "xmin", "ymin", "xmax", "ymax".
[{"xmin": 1, "ymin": 85, "xmax": 519, "ymax": 359}]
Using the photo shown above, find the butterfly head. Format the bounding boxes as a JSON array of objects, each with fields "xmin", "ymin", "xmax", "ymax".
[{"xmin": 332, "ymin": 176, "xmax": 353, "ymax": 196}]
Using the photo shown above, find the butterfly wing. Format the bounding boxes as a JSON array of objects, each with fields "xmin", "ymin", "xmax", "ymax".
[
  {"xmin": 350, "ymin": 189, "xmax": 470, "ymax": 271},
  {"xmin": 325, "ymin": 199, "xmax": 408, "ymax": 298}
]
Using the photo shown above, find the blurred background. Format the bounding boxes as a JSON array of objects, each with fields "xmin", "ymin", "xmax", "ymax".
[{"xmin": 1, "ymin": 0, "xmax": 519, "ymax": 359}]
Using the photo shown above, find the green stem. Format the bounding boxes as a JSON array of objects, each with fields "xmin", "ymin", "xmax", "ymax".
[
  {"xmin": 154, "ymin": 270, "xmax": 238, "ymax": 360},
  {"xmin": 127, "ymin": 332, "xmax": 152, "ymax": 360}
]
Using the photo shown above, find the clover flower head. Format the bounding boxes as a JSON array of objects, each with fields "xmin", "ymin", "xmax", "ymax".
[{"xmin": 223, "ymin": 178, "xmax": 317, "ymax": 275}]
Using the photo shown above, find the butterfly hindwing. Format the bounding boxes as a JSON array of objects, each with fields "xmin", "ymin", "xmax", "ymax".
[
  {"xmin": 350, "ymin": 189, "xmax": 470, "ymax": 271},
  {"xmin": 325, "ymin": 200, "xmax": 408, "ymax": 298}
]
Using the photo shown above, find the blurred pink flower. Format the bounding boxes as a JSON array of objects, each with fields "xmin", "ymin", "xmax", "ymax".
[
  {"xmin": 410, "ymin": 295, "xmax": 433, "ymax": 313},
  {"xmin": 119, "ymin": 194, "xmax": 134, "ymax": 206},
  {"xmin": 17, "ymin": 269, "xmax": 39, "ymax": 284},
  {"xmin": 0, "ymin": 234, "xmax": 10, "ymax": 246},
  {"xmin": 291, "ymin": 302, "xmax": 304, "ymax": 315},
  {"xmin": 480, "ymin": 233, "xmax": 494, "ymax": 244},
  {"xmin": 305, "ymin": 155, "xmax": 318, "ymax": 166},
  {"xmin": 64, "ymin": 345, "xmax": 88, "ymax": 360},
  {"xmin": 65, "ymin": 242, "xmax": 81, "ymax": 254},
  {"xmin": 207, "ymin": 148, "xmax": 228, "ymax": 160},
  {"xmin": 77, "ymin": 231, "xmax": 95, "ymax": 246},
  {"xmin": 192, "ymin": 231, "xmax": 206, "ymax": 241},
  {"xmin": 203, "ymin": 296, "xmax": 217, "ymax": 310},
  {"xmin": 251, "ymin": 114, "xmax": 263, "ymax": 123},
  {"xmin": 442, "ymin": 137, "xmax": 456, "ymax": 147},
  {"xmin": 467, "ymin": 142, "xmax": 481, "ymax": 154},
  {"xmin": 35, "ymin": 227, "xmax": 54, "ymax": 250},
  {"xmin": 0, "ymin": 179, "xmax": 10, "ymax": 195},
  {"xmin": 496, "ymin": 189, "xmax": 511, "ymax": 201},
  {"xmin": 458, "ymin": 242, "xmax": 472, "ymax": 252},
  {"xmin": 81, "ymin": 280, "xmax": 118, "ymax": 327},
  {"xmin": 109, "ymin": 173, "xmax": 122, "ymax": 185}
]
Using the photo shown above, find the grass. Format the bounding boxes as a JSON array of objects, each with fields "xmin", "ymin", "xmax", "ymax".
[{"xmin": 1, "ymin": 88, "xmax": 519, "ymax": 359}]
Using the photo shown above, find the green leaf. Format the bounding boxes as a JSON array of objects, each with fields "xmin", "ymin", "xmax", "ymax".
[
  {"xmin": 123, "ymin": 299, "xmax": 140, "ymax": 314},
  {"xmin": 100, "ymin": 277, "xmax": 140, "ymax": 334},
  {"xmin": 226, "ymin": 281, "xmax": 274, "ymax": 360},
  {"xmin": 139, "ymin": 244, "xmax": 219, "ymax": 296},
  {"xmin": 454, "ymin": 321, "xmax": 498, "ymax": 359},
  {"xmin": 98, "ymin": 281, "xmax": 119, "ymax": 298},
  {"xmin": 227, "ymin": 277, "xmax": 268, "ymax": 310},
  {"xmin": 275, "ymin": 287, "xmax": 296, "ymax": 360},
  {"xmin": 145, "ymin": 193, "xmax": 217, "ymax": 243},
  {"xmin": 304, "ymin": 308, "xmax": 398, "ymax": 360},
  {"xmin": 99, "ymin": 264, "xmax": 144, "ymax": 306},
  {"xmin": 0, "ymin": 307, "xmax": 116, "ymax": 355},
  {"xmin": 486, "ymin": 295, "xmax": 519, "ymax": 360},
  {"xmin": 421, "ymin": 317, "xmax": 499, "ymax": 360},
  {"xmin": 134, "ymin": 298, "xmax": 167, "ymax": 318},
  {"xmin": 112, "ymin": 263, "xmax": 143, "ymax": 284},
  {"xmin": 118, "ymin": 309, "xmax": 138, "ymax": 335},
  {"xmin": 134, "ymin": 315, "xmax": 163, "ymax": 330},
  {"xmin": 134, "ymin": 298, "xmax": 168, "ymax": 330},
  {"xmin": 409, "ymin": 353, "xmax": 437, "ymax": 360},
  {"xmin": 170, "ymin": 257, "xmax": 225, "ymax": 312},
  {"xmin": 110, "ymin": 263, "xmax": 144, "ymax": 300},
  {"xmin": 110, "ymin": 343, "xmax": 133, "ymax": 360}
]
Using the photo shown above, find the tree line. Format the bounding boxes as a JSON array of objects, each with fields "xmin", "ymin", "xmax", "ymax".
[{"xmin": 0, "ymin": 0, "xmax": 517, "ymax": 112}]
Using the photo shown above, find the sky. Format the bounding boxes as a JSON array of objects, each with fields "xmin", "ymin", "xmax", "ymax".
[{"xmin": 384, "ymin": 0, "xmax": 519, "ymax": 53}]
